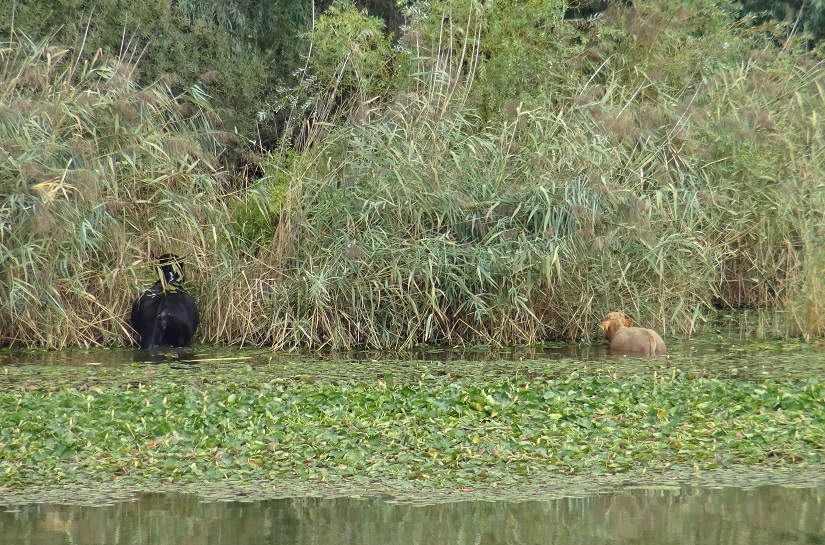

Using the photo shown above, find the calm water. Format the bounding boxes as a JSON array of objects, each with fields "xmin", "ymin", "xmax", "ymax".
[{"xmin": 2, "ymin": 485, "xmax": 824, "ymax": 545}]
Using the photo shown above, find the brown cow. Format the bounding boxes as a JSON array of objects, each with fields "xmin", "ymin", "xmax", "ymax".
[{"xmin": 601, "ymin": 311, "xmax": 666, "ymax": 356}]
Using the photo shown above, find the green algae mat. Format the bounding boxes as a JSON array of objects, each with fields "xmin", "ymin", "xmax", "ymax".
[{"xmin": 1, "ymin": 343, "xmax": 824, "ymax": 505}]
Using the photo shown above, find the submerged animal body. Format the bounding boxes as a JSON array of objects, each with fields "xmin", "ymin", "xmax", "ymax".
[
  {"xmin": 131, "ymin": 254, "xmax": 199, "ymax": 350},
  {"xmin": 601, "ymin": 311, "xmax": 666, "ymax": 357}
]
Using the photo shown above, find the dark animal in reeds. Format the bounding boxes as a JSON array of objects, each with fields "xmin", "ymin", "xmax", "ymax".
[
  {"xmin": 601, "ymin": 311, "xmax": 666, "ymax": 356},
  {"xmin": 131, "ymin": 254, "xmax": 199, "ymax": 350}
]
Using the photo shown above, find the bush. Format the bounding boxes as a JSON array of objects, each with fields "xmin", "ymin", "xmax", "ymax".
[
  {"xmin": 1, "ymin": 0, "xmax": 311, "ymax": 158},
  {"xmin": 229, "ymin": 155, "xmax": 293, "ymax": 252}
]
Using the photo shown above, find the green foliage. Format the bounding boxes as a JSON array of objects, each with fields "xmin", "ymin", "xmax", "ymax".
[
  {"xmin": 0, "ymin": 359, "xmax": 822, "ymax": 487},
  {"xmin": 2, "ymin": 0, "xmax": 825, "ymax": 349},
  {"xmin": 229, "ymin": 155, "xmax": 293, "ymax": 251},
  {"xmin": 308, "ymin": 3, "xmax": 394, "ymax": 100},
  {"xmin": 472, "ymin": 0, "xmax": 572, "ymax": 111},
  {"xmin": 1, "ymin": 0, "xmax": 311, "ymax": 152},
  {"xmin": 399, "ymin": 0, "xmax": 579, "ymax": 119},
  {"xmin": 573, "ymin": 0, "xmax": 825, "ymax": 316},
  {"xmin": 741, "ymin": 0, "xmax": 825, "ymax": 45},
  {"xmin": 0, "ymin": 35, "xmax": 230, "ymax": 348},
  {"xmin": 262, "ymin": 2, "xmax": 396, "ymax": 150},
  {"xmin": 174, "ymin": 0, "xmax": 311, "ymax": 55},
  {"xmin": 242, "ymin": 0, "xmax": 825, "ymax": 348}
]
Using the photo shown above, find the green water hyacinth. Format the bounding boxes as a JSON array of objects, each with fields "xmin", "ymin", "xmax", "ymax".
[{"xmin": 0, "ymin": 360, "xmax": 823, "ymax": 489}]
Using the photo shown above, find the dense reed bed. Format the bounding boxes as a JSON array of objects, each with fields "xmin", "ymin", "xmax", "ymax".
[
  {"xmin": 0, "ymin": 35, "xmax": 231, "ymax": 347},
  {"xmin": 1, "ymin": 0, "xmax": 824, "ymax": 349}
]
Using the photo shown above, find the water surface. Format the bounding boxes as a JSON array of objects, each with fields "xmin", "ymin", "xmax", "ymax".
[
  {"xmin": 3, "ymin": 484, "xmax": 824, "ymax": 545},
  {"xmin": 2, "ymin": 332, "xmax": 823, "ymax": 383}
]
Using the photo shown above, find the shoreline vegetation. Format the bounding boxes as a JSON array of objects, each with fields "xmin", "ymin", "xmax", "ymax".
[
  {"xmin": 2, "ymin": 0, "xmax": 825, "ymax": 351},
  {"xmin": 1, "ymin": 349, "xmax": 824, "ymax": 495}
]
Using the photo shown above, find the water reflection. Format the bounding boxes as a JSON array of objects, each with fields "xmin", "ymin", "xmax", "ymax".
[
  {"xmin": 134, "ymin": 347, "xmax": 203, "ymax": 366},
  {"xmin": 0, "ymin": 344, "xmax": 613, "ymax": 367},
  {"xmin": 0, "ymin": 338, "xmax": 772, "ymax": 368},
  {"xmin": 3, "ymin": 485, "xmax": 824, "ymax": 545}
]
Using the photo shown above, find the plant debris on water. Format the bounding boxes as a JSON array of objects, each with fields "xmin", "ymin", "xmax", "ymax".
[{"xmin": 1, "ymin": 347, "xmax": 824, "ymax": 504}]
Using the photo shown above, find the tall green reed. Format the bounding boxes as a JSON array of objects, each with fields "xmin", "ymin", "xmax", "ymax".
[
  {"xmin": 2, "ymin": 0, "xmax": 824, "ymax": 349},
  {"xmin": 0, "ymin": 34, "xmax": 230, "ymax": 348},
  {"xmin": 248, "ymin": 0, "xmax": 825, "ymax": 348}
]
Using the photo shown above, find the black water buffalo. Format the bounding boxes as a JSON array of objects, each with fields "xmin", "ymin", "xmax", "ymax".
[{"xmin": 131, "ymin": 254, "xmax": 199, "ymax": 350}]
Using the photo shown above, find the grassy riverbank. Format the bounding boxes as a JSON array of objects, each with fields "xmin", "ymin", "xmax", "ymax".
[{"xmin": 2, "ymin": 348, "xmax": 824, "ymax": 492}]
